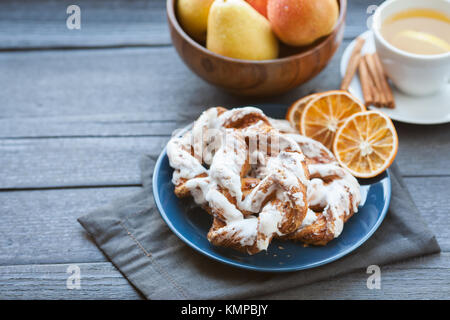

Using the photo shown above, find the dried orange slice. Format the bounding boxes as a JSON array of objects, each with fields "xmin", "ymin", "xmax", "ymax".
[
  {"xmin": 286, "ymin": 93, "xmax": 318, "ymax": 131},
  {"xmin": 333, "ymin": 110, "xmax": 398, "ymax": 178},
  {"xmin": 300, "ymin": 90, "xmax": 366, "ymax": 149}
]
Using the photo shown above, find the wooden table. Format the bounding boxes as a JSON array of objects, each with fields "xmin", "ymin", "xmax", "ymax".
[{"xmin": 0, "ymin": 0, "xmax": 449, "ymax": 299}]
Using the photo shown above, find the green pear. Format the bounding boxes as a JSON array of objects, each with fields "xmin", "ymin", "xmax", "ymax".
[{"xmin": 207, "ymin": 0, "xmax": 279, "ymax": 60}]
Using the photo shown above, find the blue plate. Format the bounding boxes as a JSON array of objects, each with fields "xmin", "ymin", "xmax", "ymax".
[{"xmin": 153, "ymin": 105, "xmax": 391, "ymax": 272}]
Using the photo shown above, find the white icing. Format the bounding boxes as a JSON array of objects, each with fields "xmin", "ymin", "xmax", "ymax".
[
  {"xmin": 286, "ymin": 133, "xmax": 335, "ymax": 162},
  {"xmin": 205, "ymin": 188, "xmax": 244, "ymax": 222},
  {"xmin": 256, "ymin": 202, "xmax": 283, "ymax": 250},
  {"xmin": 307, "ymin": 163, "xmax": 361, "ymax": 238},
  {"xmin": 167, "ymin": 132, "xmax": 207, "ymax": 185},
  {"xmin": 301, "ymin": 209, "xmax": 319, "ymax": 228},
  {"xmin": 211, "ymin": 217, "xmax": 258, "ymax": 247},
  {"xmin": 268, "ymin": 118, "xmax": 297, "ymax": 133}
]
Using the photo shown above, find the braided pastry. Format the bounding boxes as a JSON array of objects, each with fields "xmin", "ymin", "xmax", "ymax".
[
  {"xmin": 167, "ymin": 107, "xmax": 361, "ymax": 254},
  {"xmin": 283, "ymin": 134, "xmax": 361, "ymax": 245}
]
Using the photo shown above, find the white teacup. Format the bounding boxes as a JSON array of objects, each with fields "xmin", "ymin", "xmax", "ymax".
[{"xmin": 372, "ymin": 0, "xmax": 450, "ymax": 96}]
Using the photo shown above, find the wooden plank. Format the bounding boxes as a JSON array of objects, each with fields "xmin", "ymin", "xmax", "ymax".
[
  {"xmin": 0, "ymin": 253, "xmax": 448, "ymax": 299},
  {"xmin": 0, "ymin": 0, "xmax": 379, "ymax": 50},
  {"xmin": 0, "ymin": 45, "xmax": 347, "ymax": 119},
  {"xmin": 0, "ymin": 177, "xmax": 447, "ymax": 266},
  {"xmin": 0, "ymin": 187, "xmax": 140, "ymax": 265},
  {"xmin": 0, "ymin": 117, "xmax": 449, "ymax": 177},
  {"xmin": 0, "ymin": 133, "xmax": 448, "ymax": 191},
  {"xmin": 0, "ymin": 262, "xmax": 142, "ymax": 300},
  {"xmin": 0, "ymin": 137, "xmax": 167, "ymax": 189},
  {"xmin": 0, "ymin": 0, "xmax": 170, "ymax": 49},
  {"xmin": 395, "ymin": 122, "xmax": 450, "ymax": 176},
  {"xmin": 264, "ymin": 253, "xmax": 450, "ymax": 300},
  {"xmin": 0, "ymin": 114, "xmax": 180, "ymax": 139}
]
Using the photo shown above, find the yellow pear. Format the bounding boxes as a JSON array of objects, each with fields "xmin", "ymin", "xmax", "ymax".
[
  {"xmin": 207, "ymin": 0, "xmax": 279, "ymax": 61},
  {"xmin": 177, "ymin": 0, "xmax": 214, "ymax": 43}
]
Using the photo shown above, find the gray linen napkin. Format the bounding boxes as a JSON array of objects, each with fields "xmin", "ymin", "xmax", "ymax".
[{"xmin": 78, "ymin": 155, "xmax": 440, "ymax": 300}]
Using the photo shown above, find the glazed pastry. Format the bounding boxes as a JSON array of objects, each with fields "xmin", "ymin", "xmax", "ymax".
[
  {"xmin": 167, "ymin": 106, "xmax": 361, "ymax": 254},
  {"xmin": 284, "ymin": 134, "xmax": 361, "ymax": 245}
]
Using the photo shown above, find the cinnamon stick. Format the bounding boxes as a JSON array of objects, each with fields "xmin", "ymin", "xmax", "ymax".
[
  {"xmin": 365, "ymin": 54, "xmax": 388, "ymax": 107},
  {"xmin": 361, "ymin": 55, "xmax": 382, "ymax": 107},
  {"xmin": 373, "ymin": 53, "xmax": 395, "ymax": 108},
  {"xmin": 358, "ymin": 57, "xmax": 374, "ymax": 107},
  {"xmin": 368, "ymin": 78, "xmax": 380, "ymax": 107},
  {"xmin": 341, "ymin": 37, "xmax": 366, "ymax": 91}
]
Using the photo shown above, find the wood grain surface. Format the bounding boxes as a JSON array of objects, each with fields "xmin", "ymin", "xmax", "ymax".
[
  {"xmin": 1, "ymin": 254, "xmax": 449, "ymax": 299},
  {"xmin": 0, "ymin": 0, "xmax": 448, "ymax": 299}
]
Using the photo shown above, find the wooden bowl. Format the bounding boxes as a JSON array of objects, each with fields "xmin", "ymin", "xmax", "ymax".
[{"xmin": 167, "ymin": 0, "xmax": 347, "ymax": 97}]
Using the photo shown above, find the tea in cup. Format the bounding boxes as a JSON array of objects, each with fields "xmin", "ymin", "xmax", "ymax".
[{"xmin": 373, "ymin": 0, "xmax": 450, "ymax": 96}]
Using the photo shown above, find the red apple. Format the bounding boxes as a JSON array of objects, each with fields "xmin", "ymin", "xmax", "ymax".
[
  {"xmin": 245, "ymin": 0, "xmax": 268, "ymax": 18},
  {"xmin": 267, "ymin": 0, "xmax": 339, "ymax": 46}
]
